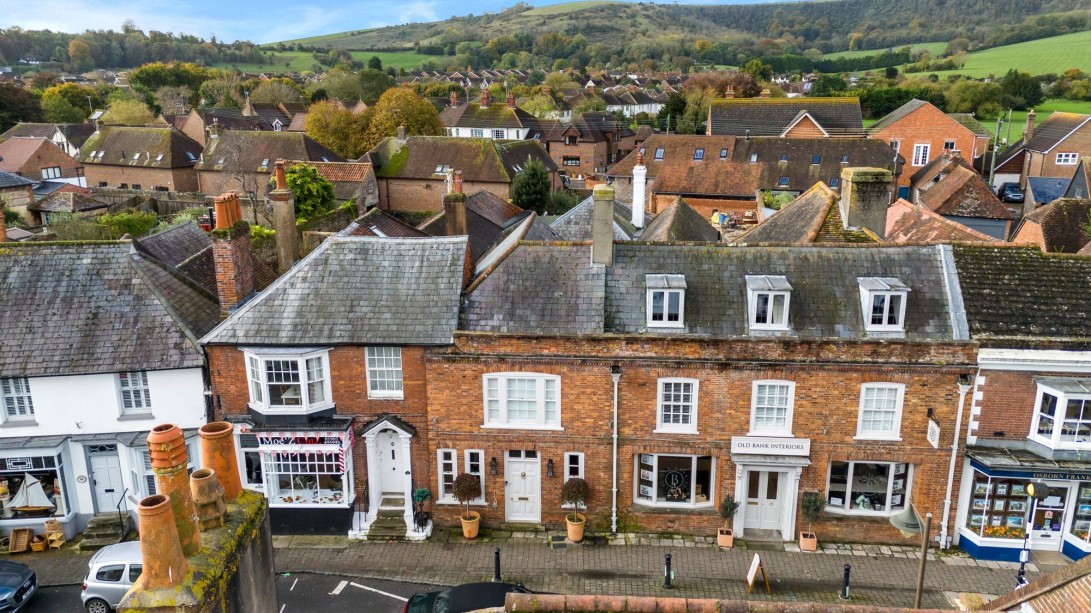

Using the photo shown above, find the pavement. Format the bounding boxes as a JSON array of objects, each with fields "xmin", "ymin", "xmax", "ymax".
[{"xmin": 8, "ymin": 527, "xmax": 1061, "ymax": 611}]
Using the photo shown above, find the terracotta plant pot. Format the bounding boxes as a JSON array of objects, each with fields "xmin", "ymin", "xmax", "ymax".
[
  {"xmin": 460, "ymin": 510, "xmax": 480, "ymax": 539},
  {"xmin": 799, "ymin": 531, "xmax": 818, "ymax": 552},
  {"xmin": 717, "ymin": 528, "xmax": 734, "ymax": 548},
  {"xmin": 566, "ymin": 513, "xmax": 586, "ymax": 543}
]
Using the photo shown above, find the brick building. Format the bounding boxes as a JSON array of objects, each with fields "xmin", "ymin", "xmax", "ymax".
[
  {"xmin": 990, "ymin": 111, "xmax": 1091, "ymax": 190},
  {"xmin": 429, "ymin": 188, "xmax": 976, "ymax": 547},
  {"xmin": 79, "ymin": 126, "xmax": 203, "ymax": 193},
  {"xmin": 196, "ymin": 131, "xmax": 342, "ymax": 198},
  {"xmin": 953, "ymin": 246, "xmax": 1091, "ymax": 562},
  {"xmin": 538, "ymin": 112, "xmax": 636, "ymax": 176},
  {"xmin": 0, "ymin": 137, "xmax": 83, "ymax": 185}
]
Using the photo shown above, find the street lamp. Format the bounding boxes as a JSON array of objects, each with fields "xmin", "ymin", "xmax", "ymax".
[
  {"xmin": 1017, "ymin": 480, "xmax": 1050, "ymax": 588},
  {"xmin": 890, "ymin": 504, "xmax": 933, "ymax": 609}
]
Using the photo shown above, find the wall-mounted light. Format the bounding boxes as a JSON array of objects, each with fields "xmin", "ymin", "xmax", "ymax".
[
  {"xmin": 490, "ymin": 457, "xmax": 498, "ymax": 475},
  {"xmin": 546, "ymin": 459, "xmax": 555, "ymax": 478},
  {"xmin": 927, "ymin": 408, "xmax": 935, "ymax": 419}
]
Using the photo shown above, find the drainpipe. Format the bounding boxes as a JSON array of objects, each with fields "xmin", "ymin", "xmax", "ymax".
[
  {"xmin": 610, "ymin": 365, "xmax": 621, "ymax": 535},
  {"xmin": 941, "ymin": 374, "xmax": 973, "ymax": 549}
]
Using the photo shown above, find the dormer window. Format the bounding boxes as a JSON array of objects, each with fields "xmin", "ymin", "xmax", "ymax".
[
  {"xmin": 746, "ymin": 275, "xmax": 791, "ymax": 331},
  {"xmin": 858, "ymin": 277, "xmax": 909, "ymax": 332},
  {"xmin": 646, "ymin": 274, "xmax": 686, "ymax": 329},
  {"xmin": 243, "ymin": 348, "xmax": 333, "ymax": 415}
]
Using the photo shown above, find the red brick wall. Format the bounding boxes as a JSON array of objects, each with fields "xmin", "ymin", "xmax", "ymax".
[
  {"xmin": 378, "ymin": 178, "xmax": 508, "ymax": 213},
  {"xmin": 1025, "ymin": 123, "xmax": 1091, "ymax": 179},
  {"xmin": 11, "ymin": 140, "xmax": 82, "ymax": 182},
  {"xmin": 84, "ymin": 164, "xmax": 199, "ymax": 192},
  {"xmin": 425, "ymin": 333, "xmax": 975, "ymax": 544},
  {"xmin": 206, "ymin": 344, "xmax": 434, "ymax": 514},
  {"xmin": 970, "ymin": 369, "xmax": 1062, "ymax": 444},
  {"xmin": 869, "ymin": 105, "xmax": 984, "ymax": 188}
]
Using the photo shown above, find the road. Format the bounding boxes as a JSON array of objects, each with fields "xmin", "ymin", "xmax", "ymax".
[{"xmin": 22, "ymin": 574, "xmax": 444, "ymax": 612}]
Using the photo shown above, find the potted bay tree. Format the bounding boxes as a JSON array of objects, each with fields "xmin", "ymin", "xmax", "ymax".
[
  {"xmin": 453, "ymin": 473, "xmax": 482, "ymax": 539},
  {"xmin": 799, "ymin": 491, "xmax": 824, "ymax": 552},
  {"xmin": 561, "ymin": 477, "xmax": 589, "ymax": 543},
  {"xmin": 717, "ymin": 494, "xmax": 741, "ymax": 548}
]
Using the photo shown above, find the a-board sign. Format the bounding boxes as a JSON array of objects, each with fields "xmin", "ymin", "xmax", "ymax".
[{"xmin": 746, "ymin": 553, "xmax": 772, "ymax": 594}]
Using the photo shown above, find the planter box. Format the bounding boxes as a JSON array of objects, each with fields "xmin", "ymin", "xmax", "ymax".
[
  {"xmin": 717, "ymin": 528, "xmax": 734, "ymax": 549},
  {"xmin": 799, "ymin": 531, "xmax": 818, "ymax": 552}
]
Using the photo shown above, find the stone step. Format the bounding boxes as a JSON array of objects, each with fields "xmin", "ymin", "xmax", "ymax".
[
  {"xmin": 371, "ymin": 518, "xmax": 406, "ymax": 529},
  {"xmin": 83, "ymin": 527, "xmax": 125, "ymax": 540},
  {"xmin": 79, "ymin": 535, "xmax": 126, "ymax": 551},
  {"xmin": 377, "ymin": 508, "xmax": 405, "ymax": 519},
  {"xmin": 500, "ymin": 523, "xmax": 546, "ymax": 533},
  {"xmin": 87, "ymin": 514, "xmax": 128, "ymax": 529},
  {"xmin": 379, "ymin": 497, "xmax": 405, "ymax": 507}
]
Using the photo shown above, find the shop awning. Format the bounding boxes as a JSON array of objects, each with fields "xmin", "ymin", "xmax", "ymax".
[
  {"xmin": 968, "ymin": 447, "xmax": 1091, "ymax": 478},
  {"xmin": 69, "ymin": 429, "xmax": 199, "ymax": 447},
  {"xmin": 0, "ymin": 435, "xmax": 69, "ymax": 450},
  {"xmin": 730, "ymin": 454, "xmax": 811, "ymax": 467}
]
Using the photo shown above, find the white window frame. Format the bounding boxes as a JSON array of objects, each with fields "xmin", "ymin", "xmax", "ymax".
[
  {"xmin": 437, "ymin": 448, "xmax": 457, "ymax": 503},
  {"xmin": 745, "ymin": 275, "xmax": 792, "ymax": 331},
  {"xmin": 825, "ymin": 460, "xmax": 913, "ymax": 516},
  {"xmin": 1029, "ymin": 382, "xmax": 1091, "ymax": 450},
  {"xmin": 855, "ymin": 383, "xmax": 905, "ymax": 441},
  {"xmin": 655, "ymin": 377, "xmax": 699, "ymax": 434},
  {"xmin": 866, "ymin": 292, "xmax": 907, "ymax": 330},
  {"xmin": 242, "ymin": 348, "xmax": 333, "ymax": 415},
  {"xmin": 237, "ymin": 434, "xmax": 264, "ymax": 491},
  {"xmin": 912, "ymin": 143, "xmax": 930, "ymax": 166},
  {"xmin": 140, "ymin": 450, "xmax": 157, "ymax": 496},
  {"xmin": 749, "ymin": 380, "xmax": 795, "ymax": 437},
  {"xmin": 563, "ymin": 451, "xmax": 585, "ymax": 480},
  {"xmin": 633, "ymin": 453, "xmax": 714, "ymax": 509},
  {"xmin": 40, "ymin": 166, "xmax": 61, "ymax": 179},
  {"xmin": 859, "ymin": 277, "xmax": 909, "ymax": 333},
  {"xmin": 1056, "ymin": 152, "xmax": 1079, "ymax": 165},
  {"xmin": 491, "ymin": 129, "xmax": 505, "ymax": 140},
  {"xmin": 118, "ymin": 371, "xmax": 152, "ymax": 416},
  {"xmin": 464, "ymin": 449, "xmax": 486, "ymax": 503},
  {"xmin": 365, "ymin": 346, "xmax": 404, "ymax": 400},
  {"xmin": 943, "ymin": 140, "xmax": 956, "ymax": 151},
  {"xmin": 647, "ymin": 289, "xmax": 684, "ymax": 328},
  {"xmin": 1, "ymin": 377, "xmax": 35, "ymax": 422},
  {"xmin": 481, "ymin": 373, "xmax": 562, "ymax": 430},
  {"xmin": 470, "ymin": 128, "xmax": 484, "ymax": 138}
]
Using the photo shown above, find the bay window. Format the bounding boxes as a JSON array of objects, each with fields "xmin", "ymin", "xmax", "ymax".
[
  {"xmin": 243, "ymin": 348, "xmax": 333, "ymax": 415},
  {"xmin": 826, "ymin": 461, "xmax": 911, "ymax": 515},
  {"xmin": 635, "ymin": 454, "xmax": 713, "ymax": 508},
  {"xmin": 263, "ymin": 451, "xmax": 346, "ymax": 506},
  {"xmin": 1030, "ymin": 380, "xmax": 1091, "ymax": 449},
  {"xmin": 482, "ymin": 373, "xmax": 561, "ymax": 429}
]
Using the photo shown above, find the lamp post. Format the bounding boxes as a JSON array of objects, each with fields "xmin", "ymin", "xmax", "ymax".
[
  {"xmin": 890, "ymin": 504, "xmax": 932, "ymax": 609},
  {"xmin": 1017, "ymin": 480, "xmax": 1050, "ymax": 588}
]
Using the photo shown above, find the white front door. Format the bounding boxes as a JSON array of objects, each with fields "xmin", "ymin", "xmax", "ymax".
[
  {"xmin": 89, "ymin": 449, "xmax": 124, "ymax": 513},
  {"xmin": 505, "ymin": 451, "xmax": 541, "ymax": 522},
  {"xmin": 744, "ymin": 470, "xmax": 782, "ymax": 532},
  {"xmin": 1030, "ymin": 486, "xmax": 1068, "ymax": 549},
  {"xmin": 376, "ymin": 430, "xmax": 405, "ymax": 494}
]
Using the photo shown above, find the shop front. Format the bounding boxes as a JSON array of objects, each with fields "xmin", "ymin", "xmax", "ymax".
[
  {"xmin": 729, "ymin": 436, "xmax": 810, "ymax": 541},
  {"xmin": 0, "ymin": 437, "xmax": 75, "ymax": 537},
  {"xmin": 958, "ymin": 448, "xmax": 1091, "ymax": 562}
]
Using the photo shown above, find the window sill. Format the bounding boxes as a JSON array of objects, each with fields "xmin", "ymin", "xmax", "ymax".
[
  {"xmin": 746, "ymin": 430, "xmax": 793, "ymax": 438},
  {"xmin": 646, "ymin": 323, "xmax": 685, "ymax": 330},
  {"xmin": 248, "ymin": 402, "xmax": 334, "ymax": 415},
  {"xmin": 118, "ymin": 413, "xmax": 154, "ymax": 421},
  {"xmin": 367, "ymin": 394, "xmax": 404, "ymax": 401},
  {"xmin": 653, "ymin": 428, "xmax": 698, "ymax": 435},
  {"xmin": 0, "ymin": 420, "xmax": 38, "ymax": 428},
  {"xmin": 632, "ymin": 501, "xmax": 716, "ymax": 514},
  {"xmin": 824, "ymin": 506, "xmax": 901, "ymax": 519},
  {"xmin": 852, "ymin": 435, "xmax": 902, "ymax": 442},
  {"xmin": 481, "ymin": 424, "xmax": 564, "ymax": 431}
]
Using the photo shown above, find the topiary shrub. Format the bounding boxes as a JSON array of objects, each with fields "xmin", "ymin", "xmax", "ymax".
[
  {"xmin": 560, "ymin": 477, "xmax": 589, "ymax": 523},
  {"xmin": 452, "ymin": 473, "xmax": 481, "ymax": 520}
]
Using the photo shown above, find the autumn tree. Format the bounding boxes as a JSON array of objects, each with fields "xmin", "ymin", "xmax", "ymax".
[
  {"xmin": 311, "ymin": 69, "xmax": 366, "ymax": 103},
  {"xmin": 363, "ymin": 87, "xmax": 444, "ymax": 151},
  {"xmin": 250, "ymin": 79, "xmax": 305, "ymax": 105},
  {"xmin": 304, "ymin": 101, "xmax": 372, "ymax": 159},
  {"xmin": 102, "ymin": 98, "xmax": 157, "ymax": 125},
  {"xmin": 129, "ymin": 62, "xmax": 213, "ymax": 98},
  {"xmin": 42, "ymin": 95, "xmax": 86, "ymax": 123},
  {"xmin": 41, "ymin": 83, "xmax": 101, "ymax": 118},
  {"xmin": 67, "ymin": 39, "xmax": 94, "ymax": 72}
]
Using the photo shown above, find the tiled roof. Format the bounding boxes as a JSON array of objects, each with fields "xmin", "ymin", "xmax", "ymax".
[
  {"xmin": 1066, "ymin": 160, "xmax": 1090, "ymax": 198},
  {"xmin": 80, "ymin": 126, "xmax": 203, "ymax": 168},
  {"xmin": 550, "ymin": 195, "xmax": 646, "ymax": 240},
  {"xmin": 294, "ymin": 161, "xmax": 372, "ymax": 183},
  {"xmin": 343, "ymin": 208, "xmax": 429, "ymax": 238},
  {"xmin": 885, "ymin": 199, "xmax": 1000, "ymax": 245},
  {"xmin": 0, "ymin": 170, "xmax": 34, "ymax": 188},
  {"xmin": 639, "ymin": 198, "xmax": 720, "ymax": 242},
  {"xmin": 1027, "ymin": 176, "xmax": 1071, "ymax": 206},
  {"xmin": 27, "ymin": 191, "xmax": 109, "ymax": 213},
  {"xmin": 464, "ymin": 242, "xmax": 962, "ymax": 341},
  {"xmin": 0, "ymin": 243, "xmax": 218, "ymax": 376},
  {"xmin": 419, "ymin": 191, "xmax": 525, "ymax": 260},
  {"xmin": 135, "ymin": 222, "xmax": 212, "ymax": 268},
  {"xmin": 953, "ymin": 245, "xmax": 1091, "ymax": 345},
  {"xmin": 708, "ymin": 97, "xmax": 863, "ymax": 137},
  {"xmin": 196, "ymin": 131, "xmax": 343, "ymax": 172},
  {"xmin": 1013, "ymin": 198, "xmax": 1091, "ymax": 253},
  {"xmin": 369, "ymin": 137, "xmax": 556, "ymax": 183},
  {"xmin": 866, "ymin": 99, "xmax": 930, "ymax": 133},
  {"xmin": 917, "ymin": 163, "xmax": 1014, "ymax": 220},
  {"xmin": 982, "ymin": 546, "xmax": 1091, "ymax": 612},
  {"xmin": 0, "ymin": 123, "xmax": 58, "ymax": 139},
  {"xmin": 538, "ymin": 112, "xmax": 635, "ymax": 143},
  {"xmin": 0, "ymin": 137, "xmax": 69, "ymax": 172},
  {"xmin": 1024, "ymin": 112, "xmax": 1091, "ymax": 153},
  {"xmin": 202, "ymin": 237, "xmax": 467, "ymax": 346},
  {"xmin": 607, "ymin": 135, "xmax": 737, "ymax": 178},
  {"xmin": 733, "ymin": 183, "xmax": 849, "ymax": 244},
  {"xmin": 947, "ymin": 113, "xmax": 991, "ymax": 137},
  {"xmin": 439, "ymin": 102, "xmax": 538, "ymax": 129}
]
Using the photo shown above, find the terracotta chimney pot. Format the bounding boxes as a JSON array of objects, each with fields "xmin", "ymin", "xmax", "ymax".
[
  {"xmin": 198, "ymin": 421, "xmax": 243, "ymax": 502},
  {"xmin": 147, "ymin": 423, "xmax": 201, "ymax": 556},
  {"xmin": 274, "ymin": 160, "xmax": 287, "ymax": 191},
  {"xmin": 136, "ymin": 494, "xmax": 188, "ymax": 590},
  {"xmin": 453, "ymin": 171, "xmax": 463, "ymax": 194},
  {"xmin": 190, "ymin": 469, "xmax": 227, "ymax": 530}
]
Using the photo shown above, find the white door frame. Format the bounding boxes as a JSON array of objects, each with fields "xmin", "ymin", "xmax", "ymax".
[
  {"xmin": 364, "ymin": 419, "xmax": 413, "ymax": 528},
  {"xmin": 504, "ymin": 452, "xmax": 541, "ymax": 523},
  {"xmin": 87, "ymin": 445, "xmax": 124, "ymax": 515},
  {"xmin": 733, "ymin": 464, "xmax": 803, "ymax": 541}
]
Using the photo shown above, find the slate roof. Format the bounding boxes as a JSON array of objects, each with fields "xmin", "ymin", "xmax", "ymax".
[
  {"xmin": 1012, "ymin": 198, "xmax": 1091, "ymax": 253},
  {"xmin": 196, "ymin": 132, "xmax": 343, "ymax": 172},
  {"xmin": 202, "ymin": 237, "xmax": 467, "ymax": 346},
  {"xmin": 707, "ymin": 98, "xmax": 864, "ymax": 137},
  {"xmin": 80, "ymin": 127, "xmax": 203, "ymax": 168},
  {"xmin": 915, "ymin": 161, "xmax": 1014, "ymax": 220},
  {"xmin": 866, "ymin": 99, "xmax": 930, "ymax": 133},
  {"xmin": 0, "ymin": 138, "xmax": 72, "ymax": 173},
  {"xmin": 419, "ymin": 191, "xmax": 526, "ymax": 260},
  {"xmin": 342, "ymin": 208, "xmax": 429, "ymax": 238},
  {"xmin": 732, "ymin": 182, "xmax": 875, "ymax": 245},
  {"xmin": 463, "ymin": 242, "xmax": 963, "ymax": 341},
  {"xmin": 439, "ymin": 102, "xmax": 539, "ymax": 130},
  {"xmin": 27, "ymin": 191, "xmax": 109, "ymax": 213},
  {"xmin": 0, "ymin": 123, "xmax": 58, "ymax": 140},
  {"xmin": 0, "ymin": 243, "xmax": 218, "ymax": 376},
  {"xmin": 369, "ymin": 137, "xmax": 556, "ymax": 183},
  {"xmin": 1024, "ymin": 112, "xmax": 1091, "ymax": 153},
  {"xmin": 1028, "ymin": 176, "xmax": 1072, "ymax": 206},
  {"xmin": 1066, "ymin": 160, "xmax": 1090, "ymax": 199},
  {"xmin": 550, "ymin": 195, "xmax": 646, "ymax": 240},
  {"xmin": 135, "ymin": 222, "xmax": 212, "ymax": 268},
  {"xmin": 0, "ymin": 170, "xmax": 34, "ymax": 188},
  {"xmin": 639, "ymin": 198, "xmax": 721, "ymax": 242},
  {"xmin": 885, "ymin": 199, "xmax": 999, "ymax": 245},
  {"xmin": 953, "ymin": 245, "xmax": 1091, "ymax": 345},
  {"xmin": 947, "ymin": 113, "xmax": 991, "ymax": 137}
]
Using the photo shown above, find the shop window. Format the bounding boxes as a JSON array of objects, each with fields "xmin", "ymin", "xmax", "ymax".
[
  {"xmin": 1071, "ymin": 483, "xmax": 1091, "ymax": 543},
  {"xmin": 634, "ymin": 454, "xmax": 713, "ymax": 508},
  {"xmin": 646, "ymin": 274, "xmax": 686, "ymax": 329},
  {"xmin": 263, "ymin": 451, "xmax": 346, "ymax": 506},
  {"xmin": 464, "ymin": 449, "xmax": 485, "ymax": 500},
  {"xmin": 366, "ymin": 347, "xmax": 403, "ymax": 399},
  {"xmin": 118, "ymin": 371, "xmax": 152, "ymax": 415},
  {"xmin": 239, "ymin": 435, "xmax": 264, "ymax": 490},
  {"xmin": 482, "ymin": 373, "xmax": 560, "ymax": 429},
  {"xmin": 856, "ymin": 383, "xmax": 905, "ymax": 440},
  {"xmin": 750, "ymin": 381, "xmax": 795, "ymax": 436},
  {"xmin": 1030, "ymin": 381, "xmax": 1091, "ymax": 450},
  {"xmin": 438, "ymin": 449, "xmax": 457, "ymax": 502},
  {"xmin": 825, "ymin": 461, "xmax": 910, "ymax": 515},
  {"xmin": 243, "ymin": 349, "xmax": 332, "ymax": 415},
  {"xmin": 965, "ymin": 471, "xmax": 1030, "ymax": 539},
  {"xmin": 1, "ymin": 377, "xmax": 34, "ymax": 422},
  {"xmin": 746, "ymin": 275, "xmax": 791, "ymax": 331},
  {"xmin": 0, "ymin": 454, "xmax": 69, "ymax": 518},
  {"xmin": 859, "ymin": 277, "xmax": 909, "ymax": 332},
  {"xmin": 656, "ymin": 378, "xmax": 698, "ymax": 433}
]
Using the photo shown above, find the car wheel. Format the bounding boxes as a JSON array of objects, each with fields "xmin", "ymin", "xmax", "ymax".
[{"xmin": 85, "ymin": 598, "xmax": 112, "ymax": 613}]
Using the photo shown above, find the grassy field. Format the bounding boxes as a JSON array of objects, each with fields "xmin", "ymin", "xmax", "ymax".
[
  {"xmin": 917, "ymin": 30, "xmax": 1091, "ymax": 79},
  {"xmin": 523, "ymin": 1, "xmax": 614, "ymax": 16},
  {"xmin": 213, "ymin": 50, "xmax": 432, "ymax": 73},
  {"xmin": 825, "ymin": 42, "xmax": 947, "ymax": 61},
  {"xmin": 996, "ymin": 99, "xmax": 1091, "ymax": 142}
]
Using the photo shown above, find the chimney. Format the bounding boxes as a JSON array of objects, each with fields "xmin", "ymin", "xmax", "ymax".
[
  {"xmin": 273, "ymin": 158, "xmax": 287, "ymax": 190},
  {"xmin": 396, "ymin": 124, "xmax": 407, "ymax": 144},
  {"xmin": 211, "ymin": 192, "xmax": 255, "ymax": 316},
  {"xmin": 1025, "ymin": 109, "xmax": 1036, "ymax": 142},
  {"xmin": 268, "ymin": 160, "xmax": 298, "ymax": 275},
  {"xmin": 444, "ymin": 172, "xmax": 467, "ymax": 237},
  {"xmin": 480, "ymin": 89, "xmax": 490, "ymax": 108},
  {"xmin": 198, "ymin": 421, "xmax": 243, "ymax": 502},
  {"xmin": 507, "ymin": 90, "xmax": 516, "ymax": 109},
  {"xmin": 135, "ymin": 494, "xmax": 189, "ymax": 589},
  {"xmin": 760, "ymin": 88, "xmax": 771, "ymax": 98},
  {"xmin": 450, "ymin": 90, "xmax": 460, "ymax": 108},
  {"xmin": 839, "ymin": 167, "xmax": 894, "ymax": 239},
  {"xmin": 146, "ymin": 423, "xmax": 201, "ymax": 556},
  {"xmin": 724, "ymin": 85, "xmax": 735, "ymax": 99},
  {"xmin": 632, "ymin": 150, "xmax": 647, "ymax": 229},
  {"xmin": 591, "ymin": 183, "xmax": 615, "ymax": 266}
]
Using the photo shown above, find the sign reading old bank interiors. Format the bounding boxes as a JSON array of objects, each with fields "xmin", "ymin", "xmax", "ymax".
[{"xmin": 731, "ymin": 436, "xmax": 811, "ymax": 456}]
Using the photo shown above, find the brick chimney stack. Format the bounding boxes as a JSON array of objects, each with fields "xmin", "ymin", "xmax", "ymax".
[
  {"xmin": 480, "ymin": 89, "xmax": 491, "ymax": 108},
  {"xmin": 268, "ymin": 159, "xmax": 298, "ymax": 275},
  {"xmin": 1025, "ymin": 109, "xmax": 1036, "ymax": 142},
  {"xmin": 507, "ymin": 90, "xmax": 516, "ymax": 109},
  {"xmin": 725, "ymin": 85, "xmax": 735, "ymax": 99},
  {"xmin": 450, "ymin": 90, "xmax": 460, "ymax": 108},
  {"xmin": 444, "ymin": 171, "xmax": 467, "ymax": 237},
  {"xmin": 632, "ymin": 150, "xmax": 646, "ymax": 229},
  {"xmin": 591, "ymin": 183, "xmax": 615, "ymax": 266},
  {"xmin": 839, "ymin": 167, "xmax": 893, "ymax": 239},
  {"xmin": 210, "ymin": 192, "xmax": 254, "ymax": 316}
]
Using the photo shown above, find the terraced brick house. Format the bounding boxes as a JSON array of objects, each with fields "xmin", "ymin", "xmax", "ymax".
[{"xmin": 79, "ymin": 126, "xmax": 203, "ymax": 193}]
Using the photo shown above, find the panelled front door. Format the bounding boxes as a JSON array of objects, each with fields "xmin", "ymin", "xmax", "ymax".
[
  {"xmin": 88, "ymin": 445, "xmax": 124, "ymax": 513},
  {"xmin": 376, "ymin": 430, "xmax": 404, "ymax": 494},
  {"xmin": 1030, "ymin": 485, "xmax": 1068, "ymax": 549},
  {"xmin": 744, "ymin": 470, "xmax": 782, "ymax": 532},
  {"xmin": 505, "ymin": 450, "xmax": 541, "ymax": 522}
]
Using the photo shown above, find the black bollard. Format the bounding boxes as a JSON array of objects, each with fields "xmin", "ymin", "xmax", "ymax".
[
  {"xmin": 663, "ymin": 553, "xmax": 673, "ymax": 589},
  {"xmin": 840, "ymin": 564, "xmax": 851, "ymax": 600},
  {"xmin": 493, "ymin": 547, "xmax": 502, "ymax": 582}
]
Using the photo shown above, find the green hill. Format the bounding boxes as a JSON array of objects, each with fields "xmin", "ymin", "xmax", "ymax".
[{"xmin": 919, "ymin": 30, "xmax": 1091, "ymax": 78}]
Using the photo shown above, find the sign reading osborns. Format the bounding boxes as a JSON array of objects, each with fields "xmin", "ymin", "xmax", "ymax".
[{"xmin": 730, "ymin": 436, "xmax": 811, "ymax": 457}]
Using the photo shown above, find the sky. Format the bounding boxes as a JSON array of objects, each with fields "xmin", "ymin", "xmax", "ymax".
[{"xmin": 0, "ymin": 0, "xmax": 779, "ymax": 45}]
